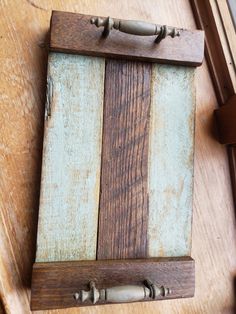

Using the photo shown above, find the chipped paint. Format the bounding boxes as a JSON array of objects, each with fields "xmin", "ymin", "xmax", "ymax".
[
  {"xmin": 45, "ymin": 76, "xmax": 53, "ymax": 119},
  {"xmin": 148, "ymin": 64, "xmax": 195, "ymax": 257},
  {"xmin": 36, "ymin": 52, "xmax": 105, "ymax": 262}
]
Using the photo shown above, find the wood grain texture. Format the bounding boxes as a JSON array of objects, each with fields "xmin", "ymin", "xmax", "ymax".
[
  {"xmin": 97, "ymin": 60, "xmax": 151, "ymax": 259},
  {"xmin": 148, "ymin": 65, "xmax": 195, "ymax": 257},
  {"xmin": 1, "ymin": 1, "xmax": 236, "ymax": 314},
  {"xmin": 32, "ymin": 60, "xmax": 196, "ymax": 310},
  {"xmin": 31, "ymin": 257, "xmax": 194, "ymax": 310},
  {"xmin": 191, "ymin": 0, "xmax": 236, "ymax": 211},
  {"xmin": 36, "ymin": 53, "xmax": 105, "ymax": 262},
  {"xmin": 50, "ymin": 11, "xmax": 205, "ymax": 67}
]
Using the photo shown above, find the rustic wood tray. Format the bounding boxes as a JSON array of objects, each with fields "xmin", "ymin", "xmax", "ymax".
[{"xmin": 31, "ymin": 10, "xmax": 204, "ymax": 310}]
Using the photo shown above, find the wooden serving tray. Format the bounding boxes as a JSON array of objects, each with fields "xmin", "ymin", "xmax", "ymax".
[{"xmin": 31, "ymin": 10, "xmax": 204, "ymax": 310}]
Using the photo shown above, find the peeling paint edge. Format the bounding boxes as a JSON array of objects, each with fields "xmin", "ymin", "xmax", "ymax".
[{"xmin": 45, "ymin": 76, "xmax": 53, "ymax": 120}]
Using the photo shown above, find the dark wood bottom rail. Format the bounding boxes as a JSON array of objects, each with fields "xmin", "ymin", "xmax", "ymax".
[{"xmin": 31, "ymin": 257, "xmax": 195, "ymax": 310}]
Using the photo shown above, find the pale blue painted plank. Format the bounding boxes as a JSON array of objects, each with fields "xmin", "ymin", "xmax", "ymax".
[
  {"xmin": 36, "ymin": 53, "xmax": 105, "ymax": 262},
  {"xmin": 148, "ymin": 65, "xmax": 195, "ymax": 257}
]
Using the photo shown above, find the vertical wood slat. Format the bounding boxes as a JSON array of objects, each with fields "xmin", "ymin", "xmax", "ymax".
[
  {"xmin": 148, "ymin": 65, "xmax": 195, "ymax": 257},
  {"xmin": 36, "ymin": 53, "xmax": 105, "ymax": 262},
  {"xmin": 97, "ymin": 60, "xmax": 152, "ymax": 259}
]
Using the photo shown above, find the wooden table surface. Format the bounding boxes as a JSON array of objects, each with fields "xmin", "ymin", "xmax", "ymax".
[{"xmin": 1, "ymin": 1, "xmax": 236, "ymax": 313}]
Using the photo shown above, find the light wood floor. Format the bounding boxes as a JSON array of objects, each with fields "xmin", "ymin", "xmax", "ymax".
[{"xmin": 1, "ymin": 1, "xmax": 236, "ymax": 313}]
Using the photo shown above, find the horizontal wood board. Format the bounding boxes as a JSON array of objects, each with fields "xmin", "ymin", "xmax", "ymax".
[
  {"xmin": 31, "ymin": 257, "xmax": 195, "ymax": 310},
  {"xmin": 36, "ymin": 53, "xmax": 105, "ymax": 262},
  {"xmin": 50, "ymin": 11, "xmax": 204, "ymax": 67}
]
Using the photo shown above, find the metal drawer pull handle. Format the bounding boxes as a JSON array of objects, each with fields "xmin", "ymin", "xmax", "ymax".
[
  {"xmin": 90, "ymin": 16, "xmax": 180, "ymax": 43},
  {"xmin": 74, "ymin": 280, "xmax": 171, "ymax": 304}
]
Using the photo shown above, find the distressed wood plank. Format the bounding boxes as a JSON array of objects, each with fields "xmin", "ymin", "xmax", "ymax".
[
  {"xmin": 31, "ymin": 257, "xmax": 195, "ymax": 310},
  {"xmin": 148, "ymin": 65, "xmax": 195, "ymax": 257},
  {"xmin": 97, "ymin": 60, "xmax": 151, "ymax": 259},
  {"xmin": 36, "ymin": 52, "xmax": 105, "ymax": 262},
  {"xmin": 50, "ymin": 11, "xmax": 204, "ymax": 67}
]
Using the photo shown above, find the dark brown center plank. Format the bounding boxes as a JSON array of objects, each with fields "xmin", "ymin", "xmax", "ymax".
[{"xmin": 97, "ymin": 59, "xmax": 151, "ymax": 259}]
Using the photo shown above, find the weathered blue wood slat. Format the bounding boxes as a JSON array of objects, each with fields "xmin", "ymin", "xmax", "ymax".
[
  {"xmin": 148, "ymin": 65, "xmax": 195, "ymax": 257},
  {"xmin": 36, "ymin": 53, "xmax": 105, "ymax": 262}
]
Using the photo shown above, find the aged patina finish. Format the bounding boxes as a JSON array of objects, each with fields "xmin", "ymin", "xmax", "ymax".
[
  {"xmin": 74, "ymin": 280, "xmax": 171, "ymax": 304},
  {"xmin": 90, "ymin": 16, "xmax": 180, "ymax": 43}
]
